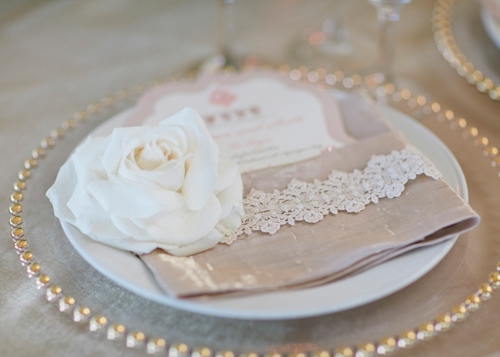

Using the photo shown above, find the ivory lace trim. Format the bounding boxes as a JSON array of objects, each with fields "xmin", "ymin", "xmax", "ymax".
[{"xmin": 221, "ymin": 145, "xmax": 441, "ymax": 244}]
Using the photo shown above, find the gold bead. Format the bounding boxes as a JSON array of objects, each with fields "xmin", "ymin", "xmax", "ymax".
[
  {"xmin": 416, "ymin": 322, "xmax": 436, "ymax": 340},
  {"xmin": 215, "ymin": 351, "xmax": 234, "ymax": 357},
  {"xmin": 435, "ymin": 312, "xmax": 453, "ymax": 331},
  {"xmin": 74, "ymin": 111, "xmax": 88, "ymax": 122},
  {"xmin": 416, "ymin": 95, "xmax": 427, "ymax": 106},
  {"xmin": 147, "ymin": 338, "xmax": 167, "ymax": 354},
  {"xmin": 18, "ymin": 169, "xmax": 31, "ymax": 180},
  {"xmin": 475, "ymin": 136, "xmax": 489, "ymax": 147},
  {"xmin": 24, "ymin": 158, "xmax": 38, "ymax": 169},
  {"xmin": 457, "ymin": 118, "xmax": 467, "ymax": 129},
  {"xmin": 87, "ymin": 103, "xmax": 100, "ymax": 115},
  {"xmin": 342, "ymin": 77, "xmax": 354, "ymax": 89},
  {"xmin": 9, "ymin": 204, "xmax": 22, "ymax": 215},
  {"xmin": 333, "ymin": 347, "xmax": 353, "ymax": 357},
  {"xmin": 465, "ymin": 127, "xmax": 478, "ymax": 138},
  {"xmin": 431, "ymin": 102, "xmax": 441, "ymax": 113},
  {"xmin": 472, "ymin": 70, "xmax": 483, "ymax": 82},
  {"xmin": 20, "ymin": 251, "xmax": 33, "ymax": 264},
  {"xmin": 11, "ymin": 227, "xmax": 24, "ymax": 240},
  {"xmin": 59, "ymin": 296, "xmax": 76, "ymax": 312},
  {"xmin": 288, "ymin": 353, "xmax": 307, "ymax": 357},
  {"xmin": 40, "ymin": 137, "xmax": 55, "ymax": 149},
  {"xmin": 26, "ymin": 263, "xmax": 41, "ymax": 277},
  {"xmin": 465, "ymin": 294, "xmax": 481, "ymax": 311},
  {"xmin": 279, "ymin": 64, "xmax": 291, "ymax": 75},
  {"xmin": 50, "ymin": 128, "xmax": 64, "ymax": 139},
  {"xmin": 132, "ymin": 85, "xmax": 145, "ymax": 96},
  {"xmin": 444, "ymin": 110, "xmax": 454, "ymax": 120},
  {"xmin": 376, "ymin": 337, "xmax": 398, "ymax": 354},
  {"xmin": 289, "ymin": 69, "xmax": 301, "ymax": 81},
  {"xmin": 356, "ymin": 343, "xmax": 376, "ymax": 356},
  {"xmin": 492, "ymin": 158, "xmax": 500, "ymax": 167},
  {"xmin": 73, "ymin": 306, "xmax": 91, "ymax": 322},
  {"xmin": 100, "ymin": 96, "xmax": 114, "ymax": 107},
  {"xmin": 325, "ymin": 73, "xmax": 336, "ymax": 85},
  {"xmin": 9, "ymin": 215, "xmax": 23, "ymax": 227},
  {"xmin": 115, "ymin": 90, "xmax": 128, "ymax": 101},
  {"xmin": 126, "ymin": 331, "xmax": 145, "ymax": 348},
  {"xmin": 10, "ymin": 192, "xmax": 23, "ymax": 203},
  {"xmin": 476, "ymin": 283, "xmax": 493, "ymax": 300},
  {"xmin": 49, "ymin": 285, "xmax": 62, "ymax": 294},
  {"xmin": 240, "ymin": 353, "xmax": 260, "ymax": 357},
  {"xmin": 489, "ymin": 272, "xmax": 500, "ymax": 288},
  {"xmin": 62, "ymin": 119, "xmax": 77, "ymax": 130},
  {"xmin": 451, "ymin": 304, "xmax": 468, "ymax": 322},
  {"xmin": 14, "ymin": 180, "xmax": 26, "ymax": 192},
  {"xmin": 32, "ymin": 148, "xmax": 46, "ymax": 159},
  {"xmin": 332, "ymin": 70, "xmax": 344, "ymax": 82},
  {"xmin": 169, "ymin": 343, "xmax": 190, "ymax": 357},
  {"xmin": 89, "ymin": 315, "xmax": 108, "ymax": 331},
  {"xmin": 35, "ymin": 274, "xmax": 50, "ymax": 288},
  {"xmin": 107, "ymin": 323, "xmax": 126, "ymax": 340},
  {"xmin": 192, "ymin": 348, "xmax": 212, "ymax": 357},
  {"xmin": 46, "ymin": 285, "xmax": 62, "ymax": 301},
  {"xmin": 397, "ymin": 330, "xmax": 417, "ymax": 348},
  {"xmin": 484, "ymin": 146, "xmax": 498, "ymax": 156},
  {"xmin": 14, "ymin": 239, "xmax": 27, "ymax": 251}
]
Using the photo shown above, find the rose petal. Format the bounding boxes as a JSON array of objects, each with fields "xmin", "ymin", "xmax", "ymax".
[
  {"xmin": 134, "ymin": 140, "xmax": 167, "ymax": 170},
  {"xmin": 87, "ymin": 178, "xmax": 184, "ymax": 218},
  {"xmin": 164, "ymin": 230, "xmax": 223, "ymax": 256},
  {"xmin": 145, "ymin": 194, "xmax": 221, "ymax": 245},
  {"xmin": 160, "ymin": 108, "xmax": 219, "ymax": 211},
  {"xmin": 216, "ymin": 170, "xmax": 244, "ymax": 218},
  {"xmin": 125, "ymin": 126, "xmax": 189, "ymax": 171},
  {"xmin": 216, "ymin": 212, "xmax": 243, "ymax": 235},
  {"xmin": 119, "ymin": 153, "xmax": 192, "ymax": 191},
  {"xmin": 102, "ymin": 126, "xmax": 153, "ymax": 175},
  {"xmin": 86, "ymin": 234, "xmax": 177, "ymax": 255},
  {"xmin": 46, "ymin": 159, "xmax": 78, "ymax": 222},
  {"xmin": 71, "ymin": 135, "xmax": 110, "ymax": 184},
  {"xmin": 213, "ymin": 159, "xmax": 240, "ymax": 195}
]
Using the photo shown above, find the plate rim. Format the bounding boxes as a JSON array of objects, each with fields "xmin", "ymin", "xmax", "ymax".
[{"xmin": 480, "ymin": 3, "xmax": 500, "ymax": 50}]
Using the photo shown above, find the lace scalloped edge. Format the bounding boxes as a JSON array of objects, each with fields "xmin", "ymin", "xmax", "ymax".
[{"xmin": 220, "ymin": 145, "xmax": 442, "ymax": 245}]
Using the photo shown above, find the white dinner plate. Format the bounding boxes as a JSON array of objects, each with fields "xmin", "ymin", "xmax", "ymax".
[
  {"xmin": 481, "ymin": 2, "xmax": 500, "ymax": 50},
  {"xmin": 61, "ymin": 104, "xmax": 467, "ymax": 320}
]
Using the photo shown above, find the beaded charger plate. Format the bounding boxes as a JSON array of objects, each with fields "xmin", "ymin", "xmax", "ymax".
[
  {"xmin": 59, "ymin": 98, "xmax": 466, "ymax": 320},
  {"xmin": 9, "ymin": 67, "xmax": 500, "ymax": 354},
  {"xmin": 434, "ymin": 0, "xmax": 500, "ymax": 101}
]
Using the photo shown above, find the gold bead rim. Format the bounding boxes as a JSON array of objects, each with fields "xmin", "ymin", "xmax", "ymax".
[
  {"xmin": 433, "ymin": 0, "xmax": 500, "ymax": 101},
  {"xmin": 7, "ymin": 63, "xmax": 500, "ymax": 355}
]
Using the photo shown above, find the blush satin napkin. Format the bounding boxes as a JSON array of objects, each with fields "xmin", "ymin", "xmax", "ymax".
[{"xmin": 140, "ymin": 91, "xmax": 480, "ymax": 298}]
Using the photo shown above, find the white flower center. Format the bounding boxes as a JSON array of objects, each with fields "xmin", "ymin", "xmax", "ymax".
[{"xmin": 129, "ymin": 130, "xmax": 187, "ymax": 171}]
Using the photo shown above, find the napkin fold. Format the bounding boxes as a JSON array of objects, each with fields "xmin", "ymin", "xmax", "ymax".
[{"xmin": 139, "ymin": 92, "xmax": 479, "ymax": 298}]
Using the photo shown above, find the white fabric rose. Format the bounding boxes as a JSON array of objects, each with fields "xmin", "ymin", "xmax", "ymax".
[{"xmin": 46, "ymin": 108, "xmax": 244, "ymax": 256}]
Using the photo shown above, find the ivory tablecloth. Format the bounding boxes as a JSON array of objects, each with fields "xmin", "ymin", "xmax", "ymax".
[{"xmin": 1, "ymin": 1, "xmax": 500, "ymax": 356}]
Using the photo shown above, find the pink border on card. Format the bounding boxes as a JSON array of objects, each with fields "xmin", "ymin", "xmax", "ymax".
[{"xmin": 126, "ymin": 70, "xmax": 357, "ymax": 146}]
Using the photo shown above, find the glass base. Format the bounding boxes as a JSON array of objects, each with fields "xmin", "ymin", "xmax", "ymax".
[
  {"xmin": 187, "ymin": 54, "xmax": 240, "ymax": 74},
  {"xmin": 285, "ymin": 26, "xmax": 378, "ymax": 73}
]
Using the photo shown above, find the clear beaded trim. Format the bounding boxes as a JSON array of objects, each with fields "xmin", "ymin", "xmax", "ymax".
[
  {"xmin": 433, "ymin": 0, "xmax": 500, "ymax": 101},
  {"xmin": 7, "ymin": 62, "xmax": 500, "ymax": 356},
  {"xmin": 224, "ymin": 145, "xmax": 441, "ymax": 243}
]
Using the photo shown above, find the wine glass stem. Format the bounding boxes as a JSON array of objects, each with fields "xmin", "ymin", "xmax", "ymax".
[
  {"xmin": 217, "ymin": 0, "xmax": 234, "ymax": 60},
  {"xmin": 375, "ymin": 4, "xmax": 402, "ymax": 85}
]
